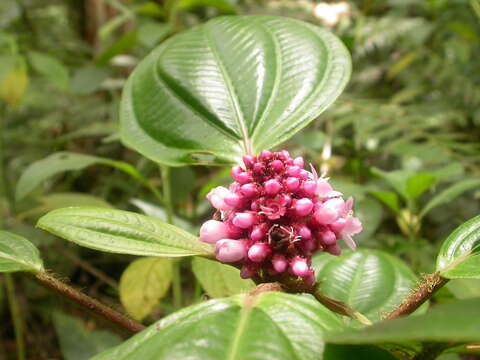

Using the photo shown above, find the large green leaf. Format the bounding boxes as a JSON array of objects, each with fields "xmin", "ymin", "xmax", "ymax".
[
  {"xmin": 326, "ymin": 298, "xmax": 480, "ymax": 344},
  {"xmin": 192, "ymin": 257, "xmax": 255, "ymax": 298},
  {"xmin": 119, "ymin": 257, "xmax": 173, "ymax": 321},
  {"xmin": 53, "ymin": 312, "xmax": 122, "ymax": 360},
  {"xmin": 121, "ymin": 15, "xmax": 351, "ymax": 166},
  {"xmin": 0, "ymin": 230, "xmax": 44, "ymax": 273},
  {"xmin": 420, "ymin": 179, "xmax": 480, "ymax": 218},
  {"xmin": 436, "ymin": 215, "xmax": 480, "ymax": 279},
  {"xmin": 37, "ymin": 207, "xmax": 213, "ymax": 257},
  {"xmin": 313, "ymin": 250, "xmax": 422, "ymax": 323},
  {"xmin": 93, "ymin": 292, "xmax": 344, "ymax": 360},
  {"xmin": 16, "ymin": 152, "xmax": 149, "ymax": 201}
]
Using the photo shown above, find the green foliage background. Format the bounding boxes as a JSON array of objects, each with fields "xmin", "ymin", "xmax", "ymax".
[{"xmin": 0, "ymin": 0, "xmax": 479, "ymax": 359}]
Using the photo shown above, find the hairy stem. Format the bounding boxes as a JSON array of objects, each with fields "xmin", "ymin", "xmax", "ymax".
[
  {"xmin": 5, "ymin": 274, "xmax": 26, "ymax": 360},
  {"xmin": 384, "ymin": 272, "xmax": 449, "ymax": 320},
  {"xmin": 35, "ymin": 272, "xmax": 145, "ymax": 333}
]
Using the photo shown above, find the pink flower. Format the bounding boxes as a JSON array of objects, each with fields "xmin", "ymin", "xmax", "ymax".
[
  {"xmin": 215, "ymin": 239, "xmax": 247, "ymax": 263},
  {"xmin": 199, "ymin": 220, "xmax": 230, "ymax": 244},
  {"xmin": 199, "ymin": 150, "xmax": 363, "ymax": 284},
  {"xmin": 206, "ymin": 186, "xmax": 234, "ymax": 211}
]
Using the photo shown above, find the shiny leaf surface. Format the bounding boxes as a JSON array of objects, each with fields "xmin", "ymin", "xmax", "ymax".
[
  {"xmin": 326, "ymin": 298, "xmax": 480, "ymax": 344},
  {"xmin": 313, "ymin": 250, "xmax": 422, "ymax": 323},
  {"xmin": 121, "ymin": 15, "xmax": 350, "ymax": 166},
  {"xmin": 37, "ymin": 207, "xmax": 213, "ymax": 257},
  {"xmin": 93, "ymin": 292, "xmax": 344, "ymax": 360},
  {"xmin": 436, "ymin": 215, "xmax": 480, "ymax": 279},
  {"xmin": 0, "ymin": 230, "xmax": 44, "ymax": 273}
]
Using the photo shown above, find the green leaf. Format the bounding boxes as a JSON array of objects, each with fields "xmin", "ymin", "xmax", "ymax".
[
  {"xmin": 70, "ymin": 66, "xmax": 112, "ymax": 95},
  {"xmin": 93, "ymin": 292, "xmax": 344, "ymax": 360},
  {"xmin": 436, "ymin": 215, "xmax": 480, "ymax": 279},
  {"xmin": 121, "ymin": 15, "xmax": 351, "ymax": 166},
  {"xmin": 325, "ymin": 298, "xmax": 480, "ymax": 344},
  {"xmin": 174, "ymin": 0, "xmax": 237, "ymax": 14},
  {"xmin": 313, "ymin": 250, "xmax": 423, "ymax": 323},
  {"xmin": 192, "ymin": 257, "xmax": 255, "ymax": 298},
  {"xmin": 369, "ymin": 190, "xmax": 400, "ymax": 213},
  {"xmin": 28, "ymin": 51, "xmax": 69, "ymax": 90},
  {"xmin": 137, "ymin": 22, "xmax": 171, "ymax": 48},
  {"xmin": 16, "ymin": 152, "xmax": 148, "ymax": 201},
  {"xmin": 371, "ymin": 168, "xmax": 410, "ymax": 201},
  {"xmin": 95, "ymin": 31, "xmax": 138, "ymax": 66},
  {"xmin": 0, "ymin": 230, "xmax": 44, "ymax": 273},
  {"xmin": 37, "ymin": 207, "xmax": 213, "ymax": 257},
  {"xmin": 420, "ymin": 179, "xmax": 480, "ymax": 218},
  {"xmin": 53, "ymin": 312, "xmax": 122, "ymax": 360},
  {"xmin": 119, "ymin": 257, "xmax": 173, "ymax": 321},
  {"xmin": 354, "ymin": 198, "xmax": 383, "ymax": 242},
  {"xmin": 406, "ymin": 173, "xmax": 437, "ymax": 201},
  {"xmin": 447, "ymin": 279, "xmax": 480, "ymax": 299}
]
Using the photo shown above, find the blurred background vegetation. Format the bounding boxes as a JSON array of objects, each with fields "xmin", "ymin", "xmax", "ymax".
[{"xmin": 0, "ymin": 0, "xmax": 479, "ymax": 358}]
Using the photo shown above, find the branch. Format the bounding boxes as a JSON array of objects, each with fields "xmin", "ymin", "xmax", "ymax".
[
  {"xmin": 384, "ymin": 272, "xmax": 449, "ymax": 320},
  {"xmin": 34, "ymin": 272, "xmax": 145, "ymax": 333}
]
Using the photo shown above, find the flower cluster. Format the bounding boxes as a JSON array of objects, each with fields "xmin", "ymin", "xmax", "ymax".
[{"xmin": 199, "ymin": 150, "xmax": 362, "ymax": 284}]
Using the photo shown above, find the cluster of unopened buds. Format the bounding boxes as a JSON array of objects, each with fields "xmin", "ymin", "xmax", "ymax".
[{"xmin": 199, "ymin": 150, "xmax": 362, "ymax": 285}]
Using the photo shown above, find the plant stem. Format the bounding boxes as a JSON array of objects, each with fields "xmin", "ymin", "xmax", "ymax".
[
  {"xmin": 5, "ymin": 274, "xmax": 26, "ymax": 360},
  {"xmin": 384, "ymin": 272, "xmax": 449, "ymax": 320},
  {"xmin": 34, "ymin": 272, "xmax": 145, "ymax": 333},
  {"xmin": 160, "ymin": 165, "xmax": 183, "ymax": 308},
  {"xmin": 160, "ymin": 165, "xmax": 174, "ymax": 224}
]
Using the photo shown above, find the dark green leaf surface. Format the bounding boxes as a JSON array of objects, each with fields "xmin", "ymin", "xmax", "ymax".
[
  {"xmin": 121, "ymin": 15, "xmax": 351, "ymax": 166},
  {"xmin": 37, "ymin": 207, "xmax": 213, "ymax": 257},
  {"xmin": 326, "ymin": 298, "xmax": 480, "ymax": 344},
  {"xmin": 53, "ymin": 312, "xmax": 122, "ymax": 360},
  {"xmin": 16, "ymin": 152, "xmax": 148, "ymax": 201},
  {"xmin": 313, "ymin": 250, "xmax": 422, "ymax": 323},
  {"xmin": 436, "ymin": 215, "xmax": 480, "ymax": 279},
  {"xmin": 420, "ymin": 179, "xmax": 480, "ymax": 217},
  {"xmin": 0, "ymin": 230, "xmax": 44, "ymax": 273},
  {"xmin": 93, "ymin": 292, "xmax": 344, "ymax": 360}
]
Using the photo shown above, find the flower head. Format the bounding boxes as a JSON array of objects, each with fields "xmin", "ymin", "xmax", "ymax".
[{"xmin": 200, "ymin": 150, "xmax": 362, "ymax": 284}]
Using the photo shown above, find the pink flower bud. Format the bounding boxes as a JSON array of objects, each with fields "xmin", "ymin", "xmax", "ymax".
[
  {"xmin": 299, "ymin": 170, "xmax": 310, "ymax": 180},
  {"xmin": 240, "ymin": 183, "xmax": 258, "ymax": 198},
  {"xmin": 287, "ymin": 166, "xmax": 301, "ymax": 177},
  {"xmin": 272, "ymin": 253, "xmax": 288, "ymax": 273},
  {"xmin": 319, "ymin": 230, "xmax": 337, "ymax": 246},
  {"xmin": 317, "ymin": 178, "xmax": 342, "ymax": 198},
  {"xmin": 243, "ymin": 155, "xmax": 256, "ymax": 168},
  {"xmin": 294, "ymin": 198, "xmax": 314, "ymax": 217},
  {"xmin": 285, "ymin": 177, "xmax": 300, "ymax": 192},
  {"xmin": 304, "ymin": 270, "xmax": 316, "ymax": 285},
  {"xmin": 330, "ymin": 219, "xmax": 346, "ymax": 233},
  {"xmin": 259, "ymin": 150, "xmax": 272, "ymax": 161},
  {"xmin": 293, "ymin": 157, "xmax": 304, "ymax": 168},
  {"xmin": 253, "ymin": 162, "xmax": 265, "ymax": 174},
  {"xmin": 270, "ymin": 159, "xmax": 284, "ymax": 172},
  {"xmin": 250, "ymin": 224, "xmax": 267, "ymax": 241},
  {"xmin": 199, "ymin": 220, "xmax": 230, "ymax": 244},
  {"xmin": 215, "ymin": 239, "xmax": 247, "ymax": 262},
  {"xmin": 248, "ymin": 243, "xmax": 271, "ymax": 262},
  {"xmin": 232, "ymin": 212, "xmax": 255, "ymax": 229},
  {"xmin": 280, "ymin": 150, "xmax": 290, "ymax": 159},
  {"xmin": 264, "ymin": 179, "xmax": 282, "ymax": 195},
  {"xmin": 325, "ymin": 244, "xmax": 342, "ymax": 256},
  {"xmin": 302, "ymin": 180, "xmax": 317, "ymax": 197},
  {"xmin": 206, "ymin": 186, "xmax": 234, "ymax": 211},
  {"xmin": 224, "ymin": 193, "xmax": 243, "ymax": 208},
  {"xmin": 290, "ymin": 257, "xmax": 310, "ymax": 277},
  {"xmin": 314, "ymin": 198, "xmax": 345, "ymax": 224},
  {"xmin": 298, "ymin": 224, "xmax": 312, "ymax": 239}
]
